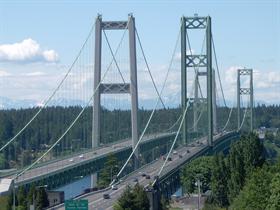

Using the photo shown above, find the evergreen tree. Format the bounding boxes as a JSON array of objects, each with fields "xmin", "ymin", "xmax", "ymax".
[
  {"xmin": 227, "ymin": 143, "xmax": 245, "ymax": 202},
  {"xmin": 210, "ymin": 154, "xmax": 229, "ymax": 207},
  {"xmin": 17, "ymin": 186, "xmax": 27, "ymax": 210},
  {"xmin": 133, "ymin": 184, "xmax": 150, "ymax": 210},
  {"xmin": 6, "ymin": 192, "xmax": 13, "ymax": 210},
  {"xmin": 27, "ymin": 184, "xmax": 36, "ymax": 207},
  {"xmin": 230, "ymin": 167, "xmax": 272, "ymax": 210},
  {"xmin": 114, "ymin": 184, "xmax": 150, "ymax": 210},
  {"xmin": 98, "ymin": 154, "xmax": 119, "ymax": 187},
  {"xmin": 35, "ymin": 188, "xmax": 49, "ymax": 210},
  {"xmin": 114, "ymin": 186, "xmax": 136, "ymax": 210},
  {"xmin": 159, "ymin": 196, "xmax": 169, "ymax": 210},
  {"xmin": 265, "ymin": 173, "xmax": 280, "ymax": 210}
]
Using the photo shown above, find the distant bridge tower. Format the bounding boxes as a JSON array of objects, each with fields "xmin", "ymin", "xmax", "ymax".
[
  {"xmin": 193, "ymin": 68, "xmax": 217, "ymax": 134},
  {"xmin": 181, "ymin": 15, "xmax": 214, "ymax": 146},
  {"xmin": 93, "ymin": 15, "xmax": 139, "ymax": 157},
  {"xmin": 237, "ymin": 68, "xmax": 253, "ymax": 131}
]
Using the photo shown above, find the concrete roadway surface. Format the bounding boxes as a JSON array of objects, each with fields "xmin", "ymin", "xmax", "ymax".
[
  {"xmin": 51, "ymin": 137, "xmax": 209, "ymax": 210},
  {"xmin": 8, "ymin": 132, "xmax": 172, "ymax": 184}
]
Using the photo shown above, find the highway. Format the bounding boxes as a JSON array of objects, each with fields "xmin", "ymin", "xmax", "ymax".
[
  {"xmin": 49, "ymin": 135, "xmax": 213, "ymax": 210},
  {"xmin": 6, "ymin": 132, "xmax": 174, "ymax": 185}
]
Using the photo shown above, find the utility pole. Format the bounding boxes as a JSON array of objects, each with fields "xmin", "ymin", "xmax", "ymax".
[{"xmin": 195, "ymin": 179, "xmax": 201, "ymax": 210}]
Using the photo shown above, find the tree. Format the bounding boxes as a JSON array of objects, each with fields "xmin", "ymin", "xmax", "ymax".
[
  {"xmin": 181, "ymin": 156, "xmax": 213, "ymax": 193},
  {"xmin": 6, "ymin": 192, "xmax": 13, "ymax": 210},
  {"xmin": 227, "ymin": 143, "xmax": 245, "ymax": 202},
  {"xmin": 114, "ymin": 186, "xmax": 136, "ymax": 210},
  {"xmin": 114, "ymin": 184, "xmax": 150, "ymax": 210},
  {"xmin": 27, "ymin": 184, "xmax": 36, "ymax": 207},
  {"xmin": 98, "ymin": 154, "xmax": 119, "ymax": 187},
  {"xmin": 265, "ymin": 173, "xmax": 280, "ymax": 210},
  {"xmin": 17, "ymin": 186, "xmax": 27, "ymax": 210},
  {"xmin": 159, "ymin": 196, "xmax": 169, "ymax": 210},
  {"xmin": 35, "ymin": 187, "xmax": 49, "ymax": 210},
  {"xmin": 210, "ymin": 154, "xmax": 229, "ymax": 207},
  {"xmin": 133, "ymin": 184, "xmax": 150, "ymax": 210},
  {"xmin": 230, "ymin": 167, "xmax": 272, "ymax": 210}
]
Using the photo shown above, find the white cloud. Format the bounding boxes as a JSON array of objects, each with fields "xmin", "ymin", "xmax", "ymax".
[
  {"xmin": 0, "ymin": 70, "xmax": 11, "ymax": 77},
  {"xmin": 0, "ymin": 38, "xmax": 59, "ymax": 63},
  {"xmin": 23, "ymin": 71, "xmax": 47, "ymax": 77}
]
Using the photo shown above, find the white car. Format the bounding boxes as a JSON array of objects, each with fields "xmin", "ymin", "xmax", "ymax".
[
  {"xmin": 79, "ymin": 154, "xmax": 84, "ymax": 159},
  {"xmin": 111, "ymin": 185, "xmax": 118, "ymax": 190},
  {"xmin": 69, "ymin": 158, "xmax": 74, "ymax": 162}
]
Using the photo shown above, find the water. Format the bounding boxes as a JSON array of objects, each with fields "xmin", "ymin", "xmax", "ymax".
[
  {"xmin": 173, "ymin": 187, "xmax": 183, "ymax": 197},
  {"xmin": 55, "ymin": 176, "xmax": 91, "ymax": 200},
  {"xmin": 55, "ymin": 175, "xmax": 183, "ymax": 200}
]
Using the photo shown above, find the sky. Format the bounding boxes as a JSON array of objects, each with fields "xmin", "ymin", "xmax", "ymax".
[{"xmin": 0, "ymin": 0, "xmax": 279, "ymax": 108}]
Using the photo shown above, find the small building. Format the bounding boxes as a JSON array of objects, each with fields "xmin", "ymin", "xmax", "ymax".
[
  {"xmin": 0, "ymin": 178, "xmax": 13, "ymax": 196},
  {"xmin": 47, "ymin": 190, "xmax": 64, "ymax": 207}
]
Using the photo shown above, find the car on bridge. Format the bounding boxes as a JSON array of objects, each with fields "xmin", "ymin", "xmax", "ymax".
[
  {"xmin": 103, "ymin": 193, "xmax": 110, "ymax": 199},
  {"xmin": 111, "ymin": 185, "xmax": 118, "ymax": 190}
]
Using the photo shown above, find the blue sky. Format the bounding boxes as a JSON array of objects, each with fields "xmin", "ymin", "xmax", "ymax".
[{"xmin": 0, "ymin": 0, "xmax": 279, "ymax": 106}]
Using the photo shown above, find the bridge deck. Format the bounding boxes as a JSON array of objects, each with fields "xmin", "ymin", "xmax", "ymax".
[
  {"xmin": 6, "ymin": 132, "xmax": 174, "ymax": 185},
  {"xmin": 50, "ymin": 132, "xmax": 238, "ymax": 210}
]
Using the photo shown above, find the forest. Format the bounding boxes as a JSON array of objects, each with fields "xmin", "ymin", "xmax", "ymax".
[
  {"xmin": 0, "ymin": 104, "xmax": 279, "ymax": 170},
  {"xmin": 181, "ymin": 132, "xmax": 280, "ymax": 210}
]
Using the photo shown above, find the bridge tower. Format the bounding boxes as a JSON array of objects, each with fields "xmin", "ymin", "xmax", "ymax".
[
  {"xmin": 93, "ymin": 14, "xmax": 139, "ymax": 156},
  {"xmin": 237, "ymin": 68, "xmax": 253, "ymax": 131},
  {"xmin": 181, "ymin": 15, "xmax": 214, "ymax": 146},
  {"xmin": 193, "ymin": 69, "xmax": 217, "ymax": 134}
]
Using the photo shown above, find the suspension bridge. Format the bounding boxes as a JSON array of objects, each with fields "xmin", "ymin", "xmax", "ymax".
[{"xmin": 0, "ymin": 14, "xmax": 254, "ymax": 209}]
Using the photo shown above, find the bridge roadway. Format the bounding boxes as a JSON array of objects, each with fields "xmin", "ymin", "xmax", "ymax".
[
  {"xmin": 50, "ymin": 132, "xmax": 233, "ymax": 210},
  {"xmin": 7, "ymin": 132, "xmax": 174, "ymax": 185}
]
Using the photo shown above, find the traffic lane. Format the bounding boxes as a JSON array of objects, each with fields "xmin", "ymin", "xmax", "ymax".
[
  {"xmin": 14, "ymin": 133, "xmax": 172, "ymax": 183},
  {"xmin": 89, "ymin": 159, "xmax": 167, "ymax": 209},
  {"xmin": 15, "ymin": 140, "xmax": 131, "ymax": 182},
  {"xmin": 54, "ymin": 134, "xmax": 212, "ymax": 209},
  {"xmin": 88, "ymin": 146, "xmax": 196, "ymax": 209}
]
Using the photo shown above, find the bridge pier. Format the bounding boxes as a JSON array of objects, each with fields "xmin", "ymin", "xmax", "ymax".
[{"xmin": 90, "ymin": 173, "xmax": 98, "ymax": 188}]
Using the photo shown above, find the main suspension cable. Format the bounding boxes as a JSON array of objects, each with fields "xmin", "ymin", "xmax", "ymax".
[{"xmin": 135, "ymin": 28, "xmax": 166, "ymax": 109}]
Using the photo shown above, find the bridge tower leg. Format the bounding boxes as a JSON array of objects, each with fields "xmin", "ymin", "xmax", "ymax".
[
  {"xmin": 212, "ymin": 69, "xmax": 217, "ymax": 134},
  {"xmin": 93, "ymin": 14, "xmax": 102, "ymax": 149},
  {"xmin": 193, "ymin": 73, "xmax": 198, "ymax": 133},
  {"xmin": 206, "ymin": 16, "xmax": 213, "ymax": 146},
  {"xmin": 237, "ymin": 68, "xmax": 253, "ymax": 131},
  {"xmin": 92, "ymin": 15, "xmax": 139, "ymax": 162},
  {"xmin": 181, "ymin": 16, "xmax": 187, "ymax": 145},
  {"xmin": 181, "ymin": 15, "xmax": 213, "ymax": 146}
]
